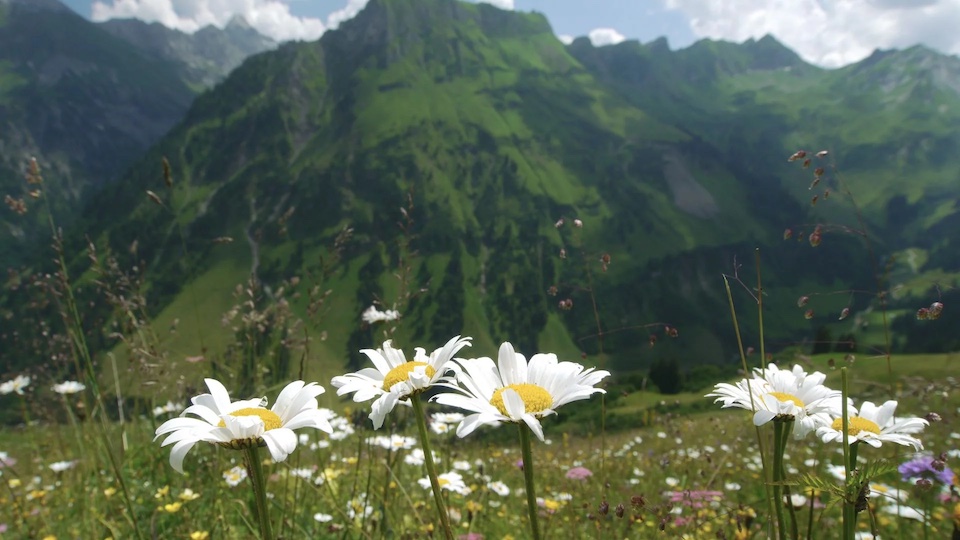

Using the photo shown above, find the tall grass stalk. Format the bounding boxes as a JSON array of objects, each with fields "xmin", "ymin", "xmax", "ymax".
[
  {"xmin": 723, "ymin": 275, "xmax": 775, "ymax": 537},
  {"xmin": 34, "ymin": 158, "xmax": 146, "ymax": 540}
]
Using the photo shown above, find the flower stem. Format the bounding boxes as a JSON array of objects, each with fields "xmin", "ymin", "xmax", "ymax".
[
  {"xmin": 772, "ymin": 420, "xmax": 788, "ymax": 540},
  {"xmin": 243, "ymin": 446, "xmax": 274, "ymax": 540},
  {"xmin": 840, "ymin": 368, "xmax": 855, "ymax": 540},
  {"xmin": 410, "ymin": 393, "xmax": 454, "ymax": 540},
  {"xmin": 519, "ymin": 424, "xmax": 542, "ymax": 540}
]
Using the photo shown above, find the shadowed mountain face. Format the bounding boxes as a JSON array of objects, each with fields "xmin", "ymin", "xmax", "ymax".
[
  {"xmin": 0, "ymin": 0, "xmax": 276, "ymax": 265},
  {"xmin": 2, "ymin": 0, "xmax": 958, "ymax": 382},
  {"xmin": 97, "ymin": 16, "xmax": 278, "ymax": 89}
]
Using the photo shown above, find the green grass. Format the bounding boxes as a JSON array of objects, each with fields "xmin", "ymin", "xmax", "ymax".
[{"xmin": 3, "ymin": 351, "xmax": 958, "ymax": 538}]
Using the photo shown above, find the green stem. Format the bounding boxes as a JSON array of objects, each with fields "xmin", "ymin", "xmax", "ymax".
[
  {"xmin": 841, "ymin": 368, "xmax": 856, "ymax": 540},
  {"xmin": 779, "ymin": 419, "xmax": 799, "ymax": 540},
  {"xmin": 519, "ymin": 424, "xmax": 542, "ymax": 540},
  {"xmin": 243, "ymin": 446, "xmax": 274, "ymax": 540},
  {"xmin": 772, "ymin": 420, "xmax": 788, "ymax": 540},
  {"xmin": 410, "ymin": 394, "xmax": 454, "ymax": 540}
]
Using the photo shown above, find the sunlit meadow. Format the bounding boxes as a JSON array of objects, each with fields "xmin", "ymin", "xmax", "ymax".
[{"xmin": 1, "ymin": 153, "xmax": 959, "ymax": 540}]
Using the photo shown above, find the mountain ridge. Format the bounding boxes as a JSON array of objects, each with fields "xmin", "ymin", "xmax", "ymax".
[{"xmin": 2, "ymin": 0, "xmax": 957, "ymax": 391}]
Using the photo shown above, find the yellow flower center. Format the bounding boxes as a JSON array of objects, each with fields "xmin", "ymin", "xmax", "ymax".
[
  {"xmin": 383, "ymin": 361, "xmax": 435, "ymax": 391},
  {"xmin": 490, "ymin": 384, "xmax": 553, "ymax": 416},
  {"xmin": 219, "ymin": 408, "xmax": 282, "ymax": 431},
  {"xmin": 768, "ymin": 392, "xmax": 805, "ymax": 408},
  {"xmin": 438, "ymin": 478, "xmax": 449, "ymax": 487},
  {"xmin": 830, "ymin": 416, "xmax": 881, "ymax": 436}
]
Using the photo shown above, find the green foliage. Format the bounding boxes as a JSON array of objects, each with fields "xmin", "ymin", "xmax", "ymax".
[{"xmin": 647, "ymin": 357, "xmax": 684, "ymax": 394}]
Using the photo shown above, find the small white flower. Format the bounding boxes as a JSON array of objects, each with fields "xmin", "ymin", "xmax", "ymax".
[
  {"xmin": 52, "ymin": 381, "xmax": 85, "ymax": 395},
  {"xmin": 155, "ymin": 379, "xmax": 333, "ymax": 473},
  {"xmin": 419, "ymin": 471, "xmax": 471, "ymax": 496},
  {"xmin": 153, "ymin": 400, "xmax": 185, "ymax": 417},
  {"xmin": 816, "ymin": 400, "xmax": 926, "ymax": 450},
  {"xmin": 367, "ymin": 434, "xmax": 417, "ymax": 451},
  {"xmin": 433, "ymin": 342, "xmax": 609, "ymax": 441},
  {"xmin": 313, "ymin": 512, "xmax": 333, "ymax": 523},
  {"xmin": 223, "ymin": 465, "xmax": 248, "ymax": 487},
  {"xmin": 361, "ymin": 305, "xmax": 400, "ymax": 324},
  {"xmin": 331, "ymin": 336, "xmax": 471, "ymax": 429},
  {"xmin": 0, "ymin": 375, "xmax": 30, "ymax": 395},
  {"xmin": 48, "ymin": 460, "xmax": 76, "ymax": 473},
  {"xmin": 786, "ymin": 494, "xmax": 807, "ymax": 508},
  {"xmin": 487, "ymin": 480, "xmax": 510, "ymax": 496}
]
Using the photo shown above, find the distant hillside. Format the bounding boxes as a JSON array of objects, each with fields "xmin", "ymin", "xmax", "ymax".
[
  {"xmin": 2, "ymin": 0, "xmax": 958, "ymax": 393},
  {"xmin": 98, "ymin": 15, "xmax": 277, "ymax": 89}
]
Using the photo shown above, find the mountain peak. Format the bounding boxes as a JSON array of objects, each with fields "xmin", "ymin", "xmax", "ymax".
[
  {"xmin": 322, "ymin": 0, "xmax": 553, "ymax": 70},
  {"xmin": 0, "ymin": 0, "xmax": 72, "ymax": 14},
  {"xmin": 225, "ymin": 14, "xmax": 253, "ymax": 31}
]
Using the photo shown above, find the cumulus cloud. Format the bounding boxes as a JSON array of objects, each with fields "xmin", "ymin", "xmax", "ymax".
[
  {"xmin": 91, "ymin": 0, "xmax": 345, "ymax": 42},
  {"xmin": 588, "ymin": 28, "xmax": 626, "ymax": 47},
  {"xmin": 664, "ymin": 0, "xmax": 960, "ymax": 67},
  {"xmin": 326, "ymin": 0, "xmax": 368, "ymax": 30},
  {"xmin": 557, "ymin": 34, "xmax": 574, "ymax": 45}
]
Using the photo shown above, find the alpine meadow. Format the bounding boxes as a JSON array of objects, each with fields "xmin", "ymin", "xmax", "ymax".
[{"xmin": 1, "ymin": 0, "xmax": 959, "ymax": 538}]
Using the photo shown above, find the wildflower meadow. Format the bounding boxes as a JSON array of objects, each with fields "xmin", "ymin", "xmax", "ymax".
[{"xmin": 0, "ymin": 151, "xmax": 959, "ymax": 540}]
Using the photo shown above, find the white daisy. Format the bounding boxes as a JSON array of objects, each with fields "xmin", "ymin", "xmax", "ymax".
[
  {"xmin": 706, "ymin": 363, "xmax": 843, "ymax": 438},
  {"xmin": 51, "ymin": 381, "xmax": 85, "ymax": 395},
  {"xmin": 418, "ymin": 471, "xmax": 471, "ymax": 496},
  {"xmin": 223, "ymin": 465, "xmax": 248, "ymax": 487},
  {"xmin": 433, "ymin": 341, "xmax": 609, "ymax": 441},
  {"xmin": 0, "ymin": 374, "xmax": 30, "ymax": 395},
  {"xmin": 48, "ymin": 460, "xmax": 77, "ymax": 472},
  {"xmin": 155, "ymin": 379, "xmax": 333, "ymax": 473},
  {"xmin": 487, "ymin": 480, "xmax": 511, "ymax": 496},
  {"xmin": 330, "ymin": 335, "xmax": 471, "ymax": 429},
  {"xmin": 816, "ymin": 400, "xmax": 927, "ymax": 450}
]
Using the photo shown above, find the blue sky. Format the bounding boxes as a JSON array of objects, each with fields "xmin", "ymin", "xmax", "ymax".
[{"xmin": 61, "ymin": 0, "xmax": 960, "ymax": 68}]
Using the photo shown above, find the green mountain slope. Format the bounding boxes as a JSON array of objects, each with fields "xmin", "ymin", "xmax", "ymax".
[{"xmin": 2, "ymin": 0, "xmax": 958, "ymax": 395}]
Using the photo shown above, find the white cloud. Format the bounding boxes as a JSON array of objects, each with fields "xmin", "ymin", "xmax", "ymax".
[
  {"xmin": 326, "ymin": 0, "xmax": 368, "ymax": 30},
  {"xmin": 589, "ymin": 27, "xmax": 626, "ymax": 47},
  {"xmin": 476, "ymin": 0, "xmax": 515, "ymax": 9},
  {"xmin": 664, "ymin": 0, "xmax": 960, "ymax": 67},
  {"xmin": 557, "ymin": 34, "xmax": 574, "ymax": 45},
  {"xmin": 90, "ymin": 0, "xmax": 344, "ymax": 42}
]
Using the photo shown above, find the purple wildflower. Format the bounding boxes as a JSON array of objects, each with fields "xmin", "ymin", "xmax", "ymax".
[
  {"xmin": 898, "ymin": 455, "xmax": 954, "ymax": 485},
  {"xmin": 565, "ymin": 466, "xmax": 593, "ymax": 480}
]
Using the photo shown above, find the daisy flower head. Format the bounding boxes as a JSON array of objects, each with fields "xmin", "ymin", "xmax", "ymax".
[
  {"xmin": 0, "ymin": 374, "xmax": 30, "ymax": 395},
  {"xmin": 816, "ymin": 400, "xmax": 927, "ymax": 450},
  {"xmin": 433, "ymin": 341, "xmax": 610, "ymax": 442},
  {"xmin": 155, "ymin": 379, "xmax": 333, "ymax": 473},
  {"xmin": 706, "ymin": 363, "xmax": 843, "ymax": 438},
  {"xmin": 418, "ymin": 471, "xmax": 471, "ymax": 496},
  {"xmin": 52, "ymin": 381, "xmax": 85, "ymax": 395},
  {"xmin": 331, "ymin": 335, "xmax": 472, "ymax": 429}
]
